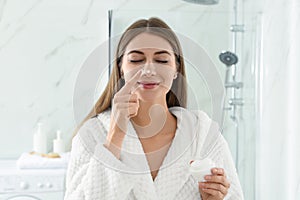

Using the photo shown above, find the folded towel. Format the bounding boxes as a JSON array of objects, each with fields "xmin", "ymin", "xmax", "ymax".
[{"xmin": 16, "ymin": 152, "xmax": 70, "ymax": 169}]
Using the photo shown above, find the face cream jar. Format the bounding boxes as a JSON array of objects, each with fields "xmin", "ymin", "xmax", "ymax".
[{"xmin": 189, "ymin": 158, "xmax": 215, "ymax": 182}]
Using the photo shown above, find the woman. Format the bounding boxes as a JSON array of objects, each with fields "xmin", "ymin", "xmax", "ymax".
[{"xmin": 64, "ymin": 17, "xmax": 244, "ymax": 200}]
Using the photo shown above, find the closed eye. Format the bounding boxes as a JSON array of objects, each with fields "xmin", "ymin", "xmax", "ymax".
[
  {"xmin": 130, "ymin": 60, "xmax": 144, "ymax": 63},
  {"xmin": 156, "ymin": 60, "xmax": 168, "ymax": 64}
]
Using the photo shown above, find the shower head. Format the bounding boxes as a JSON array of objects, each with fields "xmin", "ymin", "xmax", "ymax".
[
  {"xmin": 219, "ymin": 51, "xmax": 238, "ymax": 67},
  {"xmin": 182, "ymin": 0, "xmax": 220, "ymax": 5}
]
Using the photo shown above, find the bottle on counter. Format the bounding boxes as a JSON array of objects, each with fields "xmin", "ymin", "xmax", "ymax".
[
  {"xmin": 33, "ymin": 122, "xmax": 48, "ymax": 154},
  {"xmin": 53, "ymin": 130, "xmax": 65, "ymax": 154}
]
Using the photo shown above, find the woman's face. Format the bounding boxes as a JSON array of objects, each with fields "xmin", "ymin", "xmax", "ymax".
[{"xmin": 121, "ymin": 32, "xmax": 178, "ymax": 102}]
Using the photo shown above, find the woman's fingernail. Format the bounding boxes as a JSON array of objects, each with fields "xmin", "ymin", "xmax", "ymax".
[
  {"xmin": 205, "ymin": 175, "xmax": 211, "ymax": 180},
  {"xmin": 199, "ymin": 182, "xmax": 205, "ymax": 187}
]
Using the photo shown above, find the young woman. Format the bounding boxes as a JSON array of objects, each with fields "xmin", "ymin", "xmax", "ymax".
[{"xmin": 64, "ymin": 17, "xmax": 244, "ymax": 200}]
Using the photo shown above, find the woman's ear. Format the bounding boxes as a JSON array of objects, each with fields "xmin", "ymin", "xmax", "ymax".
[
  {"xmin": 173, "ymin": 72, "xmax": 178, "ymax": 79},
  {"xmin": 118, "ymin": 56, "xmax": 124, "ymax": 78},
  {"xmin": 120, "ymin": 70, "xmax": 124, "ymax": 79}
]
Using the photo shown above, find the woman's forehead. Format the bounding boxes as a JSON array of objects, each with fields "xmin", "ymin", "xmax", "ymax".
[{"xmin": 125, "ymin": 32, "xmax": 174, "ymax": 54}]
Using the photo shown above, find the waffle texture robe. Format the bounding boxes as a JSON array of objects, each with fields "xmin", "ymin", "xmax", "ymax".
[{"xmin": 64, "ymin": 107, "xmax": 244, "ymax": 200}]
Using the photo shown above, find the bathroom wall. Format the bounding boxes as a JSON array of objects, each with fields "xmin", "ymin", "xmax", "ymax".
[
  {"xmin": 0, "ymin": 0, "xmax": 110, "ymax": 157},
  {"xmin": 231, "ymin": 0, "xmax": 300, "ymax": 199},
  {"xmin": 0, "ymin": 0, "xmax": 232, "ymax": 156},
  {"xmin": 253, "ymin": 0, "xmax": 300, "ymax": 199}
]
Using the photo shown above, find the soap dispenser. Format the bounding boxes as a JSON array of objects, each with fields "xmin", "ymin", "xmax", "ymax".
[
  {"xmin": 33, "ymin": 122, "xmax": 47, "ymax": 154},
  {"xmin": 53, "ymin": 130, "xmax": 65, "ymax": 154}
]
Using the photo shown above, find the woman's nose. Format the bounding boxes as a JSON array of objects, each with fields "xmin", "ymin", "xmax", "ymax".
[{"xmin": 142, "ymin": 63, "xmax": 156, "ymax": 77}]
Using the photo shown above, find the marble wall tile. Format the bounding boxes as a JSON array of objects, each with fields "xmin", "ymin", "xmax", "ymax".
[
  {"xmin": 0, "ymin": 0, "xmax": 110, "ymax": 157},
  {"xmin": 255, "ymin": 0, "xmax": 300, "ymax": 199},
  {"xmin": 0, "ymin": 0, "xmax": 231, "ymax": 158}
]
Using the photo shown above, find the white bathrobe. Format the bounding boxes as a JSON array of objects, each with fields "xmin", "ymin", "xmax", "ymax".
[{"xmin": 64, "ymin": 107, "xmax": 244, "ymax": 200}]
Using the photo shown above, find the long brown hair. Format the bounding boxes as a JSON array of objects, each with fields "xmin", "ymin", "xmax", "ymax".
[{"xmin": 73, "ymin": 17, "xmax": 187, "ymax": 137}]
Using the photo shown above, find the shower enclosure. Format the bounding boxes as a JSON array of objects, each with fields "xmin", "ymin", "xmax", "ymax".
[{"xmin": 108, "ymin": 8, "xmax": 261, "ymax": 200}]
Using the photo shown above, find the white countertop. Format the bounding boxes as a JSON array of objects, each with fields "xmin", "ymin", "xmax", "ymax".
[{"xmin": 0, "ymin": 159, "xmax": 66, "ymax": 175}]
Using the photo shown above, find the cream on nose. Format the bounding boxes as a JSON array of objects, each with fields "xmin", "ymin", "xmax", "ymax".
[
  {"xmin": 145, "ymin": 69, "xmax": 151, "ymax": 74},
  {"xmin": 142, "ymin": 64, "xmax": 156, "ymax": 76}
]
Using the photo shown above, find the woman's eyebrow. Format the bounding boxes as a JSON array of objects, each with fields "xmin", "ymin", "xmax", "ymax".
[
  {"xmin": 154, "ymin": 50, "xmax": 171, "ymax": 56},
  {"xmin": 127, "ymin": 50, "xmax": 144, "ymax": 55},
  {"xmin": 127, "ymin": 50, "xmax": 172, "ymax": 56}
]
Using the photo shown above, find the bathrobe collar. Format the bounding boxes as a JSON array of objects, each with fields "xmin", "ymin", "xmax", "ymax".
[{"xmin": 120, "ymin": 107, "xmax": 200, "ymax": 199}]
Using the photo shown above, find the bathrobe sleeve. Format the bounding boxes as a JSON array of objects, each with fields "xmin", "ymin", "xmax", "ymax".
[
  {"xmin": 203, "ymin": 132, "xmax": 245, "ymax": 200},
  {"xmin": 64, "ymin": 118, "xmax": 137, "ymax": 200},
  {"xmin": 194, "ymin": 111, "xmax": 244, "ymax": 200},
  {"xmin": 216, "ymin": 134, "xmax": 244, "ymax": 200}
]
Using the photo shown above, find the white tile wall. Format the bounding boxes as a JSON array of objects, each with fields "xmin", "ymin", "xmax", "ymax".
[
  {"xmin": 0, "ymin": 0, "xmax": 231, "ymax": 157},
  {"xmin": 255, "ymin": 0, "xmax": 300, "ymax": 199}
]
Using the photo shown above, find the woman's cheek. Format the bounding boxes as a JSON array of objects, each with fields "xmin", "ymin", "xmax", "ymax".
[
  {"xmin": 155, "ymin": 66, "xmax": 176, "ymax": 90},
  {"xmin": 123, "ymin": 66, "xmax": 143, "ymax": 83}
]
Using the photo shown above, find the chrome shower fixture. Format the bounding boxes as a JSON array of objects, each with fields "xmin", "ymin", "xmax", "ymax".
[
  {"xmin": 219, "ymin": 51, "xmax": 238, "ymax": 67},
  {"xmin": 182, "ymin": 0, "xmax": 220, "ymax": 5},
  {"xmin": 219, "ymin": 51, "xmax": 242, "ymax": 89},
  {"xmin": 220, "ymin": 50, "xmax": 244, "ymax": 121}
]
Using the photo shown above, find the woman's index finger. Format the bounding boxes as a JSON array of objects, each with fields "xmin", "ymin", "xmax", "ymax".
[{"xmin": 119, "ymin": 70, "xmax": 142, "ymax": 94}]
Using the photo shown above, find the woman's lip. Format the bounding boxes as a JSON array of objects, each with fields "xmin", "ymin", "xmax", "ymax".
[
  {"xmin": 137, "ymin": 81, "xmax": 160, "ymax": 85},
  {"xmin": 137, "ymin": 81, "xmax": 160, "ymax": 89}
]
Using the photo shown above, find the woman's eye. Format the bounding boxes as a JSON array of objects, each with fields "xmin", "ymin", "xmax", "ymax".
[
  {"xmin": 156, "ymin": 60, "xmax": 168, "ymax": 64},
  {"xmin": 130, "ymin": 60, "xmax": 143, "ymax": 63}
]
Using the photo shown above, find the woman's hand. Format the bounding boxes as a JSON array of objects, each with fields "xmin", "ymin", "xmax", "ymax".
[
  {"xmin": 198, "ymin": 168, "xmax": 230, "ymax": 200},
  {"xmin": 104, "ymin": 70, "xmax": 142, "ymax": 159},
  {"xmin": 110, "ymin": 70, "xmax": 142, "ymax": 132}
]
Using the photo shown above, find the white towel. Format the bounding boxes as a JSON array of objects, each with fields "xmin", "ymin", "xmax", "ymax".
[{"xmin": 16, "ymin": 152, "xmax": 70, "ymax": 169}]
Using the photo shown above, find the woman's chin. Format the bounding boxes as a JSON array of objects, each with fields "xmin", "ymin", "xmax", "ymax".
[{"xmin": 135, "ymin": 91, "xmax": 167, "ymax": 103}]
